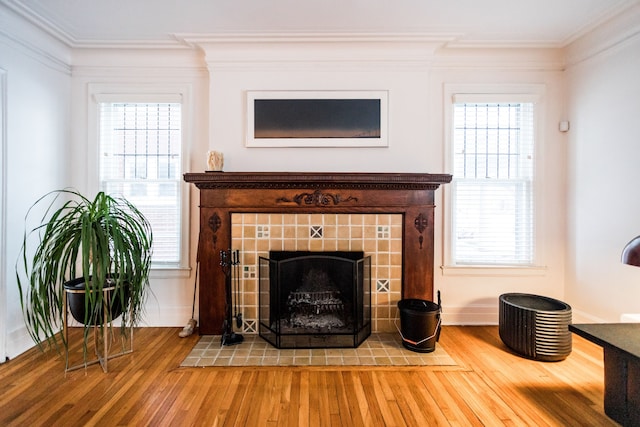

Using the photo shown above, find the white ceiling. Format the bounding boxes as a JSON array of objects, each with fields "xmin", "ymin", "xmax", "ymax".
[{"xmin": 5, "ymin": 0, "xmax": 640, "ymax": 47}]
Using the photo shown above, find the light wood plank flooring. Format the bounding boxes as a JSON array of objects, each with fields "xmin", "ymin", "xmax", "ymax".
[{"xmin": 0, "ymin": 326, "xmax": 617, "ymax": 426}]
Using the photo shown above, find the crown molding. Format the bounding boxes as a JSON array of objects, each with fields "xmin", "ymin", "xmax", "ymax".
[
  {"xmin": 0, "ymin": 11, "xmax": 71, "ymax": 74},
  {"xmin": 565, "ymin": 1, "xmax": 640, "ymax": 66},
  {"xmin": 5, "ymin": 0, "xmax": 637, "ymax": 71},
  {"xmin": 432, "ymin": 46, "xmax": 566, "ymax": 71},
  {"xmin": 5, "ymin": 0, "xmax": 640, "ymax": 56},
  {"xmin": 181, "ymin": 32, "xmax": 565, "ymax": 72},
  {"xmin": 560, "ymin": 0, "xmax": 640, "ymax": 47},
  {"xmin": 72, "ymin": 65, "xmax": 208, "ymax": 79},
  {"xmin": 69, "ymin": 39, "xmax": 191, "ymax": 50},
  {"xmin": 71, "ymin": 47, "xmax": 205, "ymax": 71},
  {"xmin": 1, "ymin": 0, "xmax": 74, "ymax": 45},
  {"xmin": 1, "ymin": 0, "xmax": 188, "ymax": 49},
  {"xmin": 176, "ymin": 31, "xmax": 460, "ymax": 45},
  {"xmin": 442, "ymin": 39, "xmax": 564, "ymax": 50},
  {"xmin": 178, "ymin": 33, "xmax": 454, "ymax": 72},
  {"xmin": 205, "ymin": 60, "xmax": 434, "ymax": 73}
]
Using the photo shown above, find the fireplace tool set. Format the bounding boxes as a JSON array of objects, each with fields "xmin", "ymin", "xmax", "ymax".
[{"xmin": 220, "ymin": 249, "xmax": 244, "ymax": 346}]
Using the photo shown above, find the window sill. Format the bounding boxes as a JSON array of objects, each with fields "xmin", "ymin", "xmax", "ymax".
[
  {"xmin": 440, "ymin": 265, "xmax": 547, "ymax": 277},
  {"xmin": 150, "ymin": 266, "xmax": 192, "ymax": 279}
]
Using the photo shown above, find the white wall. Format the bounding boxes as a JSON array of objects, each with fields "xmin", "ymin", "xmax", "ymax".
[
  {"xmin": 196, "ymin": 37, "xmax": 443, "ymax": 173},
  {"xmin": 565, "ymin": 4, "xmax": 640, "ymax": 322},
  {"xmin": 195, "ymin": 38, "xmax": 568, "ymax": 325},
  {"xmin": 0, "ymin": 5, "xmax": 72, "ymax": 359}
]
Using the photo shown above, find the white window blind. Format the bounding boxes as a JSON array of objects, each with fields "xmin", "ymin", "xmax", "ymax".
[
  {"xmin": 99, "ymin": 102, "xmax": 182, "ymax": 265},
  {"xmin": 451, "ymin": 102, "xmax": 535, "ymax": 266}
]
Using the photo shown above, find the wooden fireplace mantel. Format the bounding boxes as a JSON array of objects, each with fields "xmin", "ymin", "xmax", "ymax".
[{"xmin": 184, "ymin": 172, "xmax": 452, "ymax": 335}]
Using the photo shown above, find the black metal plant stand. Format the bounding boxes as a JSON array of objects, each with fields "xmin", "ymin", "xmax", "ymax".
[{"xmin": 220, "ymin": 249, "xmax": 244, "ymax": 346}]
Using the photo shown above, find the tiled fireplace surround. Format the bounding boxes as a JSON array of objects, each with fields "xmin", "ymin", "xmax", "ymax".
[
  {"xmin": 232, "ymin": 212, "xmax": 403, "ymax": 333},
  {"xmin": 184, "ymin": 172, "xmax": 452, "ymax": 336}
]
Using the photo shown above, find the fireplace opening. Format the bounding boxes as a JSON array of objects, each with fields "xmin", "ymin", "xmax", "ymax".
[{"xmin": 259, "ymin": 251, "xmax": 371, "ymax": 349}]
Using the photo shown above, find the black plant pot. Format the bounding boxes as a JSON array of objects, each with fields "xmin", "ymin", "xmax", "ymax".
[{"xmin": 64, "ymin": 277, "xmax": 127, "ymax": 325}]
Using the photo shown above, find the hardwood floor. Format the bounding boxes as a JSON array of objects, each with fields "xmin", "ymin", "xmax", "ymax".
[{"xmin": 0, "ymin": 326, "xmax": 617, "ymax": 426}]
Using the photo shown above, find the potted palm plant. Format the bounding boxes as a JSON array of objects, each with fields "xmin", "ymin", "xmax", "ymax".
[{"xmin": 16, "ymin": 189, "xmax": 152, "ymax": 368}]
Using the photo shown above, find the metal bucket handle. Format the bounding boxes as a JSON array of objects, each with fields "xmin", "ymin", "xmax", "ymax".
[{"xmin": 394, "ymin": 314, "xmax": 441, "ymax": 346}]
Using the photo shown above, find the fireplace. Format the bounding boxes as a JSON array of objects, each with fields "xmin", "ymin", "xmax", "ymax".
[
  {"xmin": 183, "ymin": 172, "xmax": 452, "ymax": 335},
  {"xmin": 259, "ymin": 251, "xmax": 371, "ymax": 348}
]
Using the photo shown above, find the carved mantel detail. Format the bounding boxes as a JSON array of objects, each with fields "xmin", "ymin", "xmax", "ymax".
[
  {"xmin": 276, "ymin": 189, "xmax": 358, "ymax": 206},
  {"xmin": 414, "ymin": 213, "xmax": 429, "ymax": 249},
  {"xmin": 208, "ymin": 212, "xmax": 222, "ymax": 248}
]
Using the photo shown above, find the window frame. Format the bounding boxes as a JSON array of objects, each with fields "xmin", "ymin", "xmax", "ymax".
[
  {"xmin": 441, "ymin": 84, "xmax": 547, "ymax": 276},
  {"xmin": 88, "ymin": 84, "xmax": 191, "ymax": 275}
]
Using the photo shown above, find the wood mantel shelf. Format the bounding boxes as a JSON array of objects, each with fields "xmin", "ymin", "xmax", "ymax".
[
  {"xmin": 184, "ymin": 172, "xmax": 452, "ymax": 335},
  {"xmin": 184, "ymin": 171, "xmax": 452, "ymax": 189}
]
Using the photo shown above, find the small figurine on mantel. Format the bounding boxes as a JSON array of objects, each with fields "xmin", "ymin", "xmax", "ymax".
[{"xmin": 206, "ymin": 150, "xmax": 224, "ymax": 172}]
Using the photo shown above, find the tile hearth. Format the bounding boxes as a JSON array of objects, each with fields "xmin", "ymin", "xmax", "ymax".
[{"xmin": 180, "ymin": 333, "xmax": 456, "ymax": 367}]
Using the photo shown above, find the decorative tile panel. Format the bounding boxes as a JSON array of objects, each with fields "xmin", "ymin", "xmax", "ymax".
[
  {"xmin": 257, "ymin": 225, "xmax": 269, "ymax": 238},
  {"xmin": 377, "ymin": 279, "xmax": 390, "ymax": 293},
  {"xmin": 310, "ymin": 225, "xmax": 323, "ymax": 238},
  {"xmin": 243, "ymin": 319, "xmax": 257, "ymax": 333}
]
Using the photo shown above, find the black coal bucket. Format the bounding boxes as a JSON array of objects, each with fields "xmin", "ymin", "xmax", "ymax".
[{"xmin": 396, "ymin": 291, "xmax": 442, "ymax": 353}]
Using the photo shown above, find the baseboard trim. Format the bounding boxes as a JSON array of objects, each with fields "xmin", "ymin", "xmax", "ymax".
[
  {"xmin": 441, "ymin": 305, "xmax": 499, "ymax": 326},
  {"xmin": 6, "ymin": 325, "xmax": 36, "ymax": 361}
]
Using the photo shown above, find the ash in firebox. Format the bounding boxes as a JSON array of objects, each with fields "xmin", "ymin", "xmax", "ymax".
[
  {"xmin": 280, "ymin": 268, "xmax": 353, "ymax": 332},
  {"xmin": 289, "ymin": 312, "xmax": 345, "ymax": 330}
]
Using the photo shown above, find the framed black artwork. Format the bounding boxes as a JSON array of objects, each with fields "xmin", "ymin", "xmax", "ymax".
[{"xmin": 246, "ymin": 91, "xmax": 388, "ymax": 147}]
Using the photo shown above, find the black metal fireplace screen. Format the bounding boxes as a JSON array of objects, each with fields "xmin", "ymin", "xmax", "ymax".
[{"xmin": 259, "ymin": 251, "xmax": 371, "ymax": 349}]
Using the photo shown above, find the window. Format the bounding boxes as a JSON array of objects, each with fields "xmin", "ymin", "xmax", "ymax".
[
  {"xmin": 449, "ymin": 95, "xmax": 536, "ymax": 266},
  {"xmin": 98, "ymin": 101, "xmax": 183, "ymax": 266}
]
